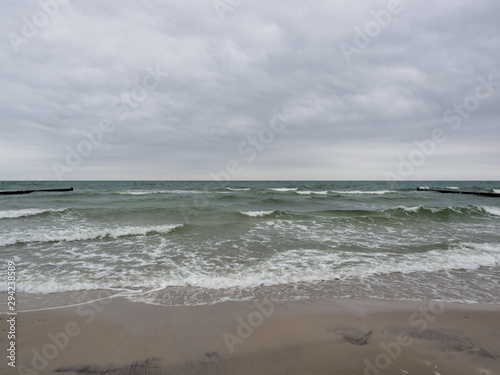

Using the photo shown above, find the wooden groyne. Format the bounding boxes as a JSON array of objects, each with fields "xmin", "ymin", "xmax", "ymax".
[
  {"xmin": 0, "ymin": 188, "xmax": 74, "ymax": 196},
  {"xmin": 417, "ymin": 187, "xmax": 500, "ymax": 198}
]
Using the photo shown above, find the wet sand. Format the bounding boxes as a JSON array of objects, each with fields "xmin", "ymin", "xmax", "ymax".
[{"xmin": 1, "ymin": 297, "xmax": 499, "ymax": 374}]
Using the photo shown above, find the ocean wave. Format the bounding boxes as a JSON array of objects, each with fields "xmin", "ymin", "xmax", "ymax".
[
  {"xmin": 118, "ymin": 189, "xmax": 233, "ymax": 196},
  {"xmin": 239, "ymin": 210, "xmax": 275, "ymax": 217},
  {"xmin": 482, "ymin": 206, "xmax": 500, "ymax": 217},
  {"xmin": 0, "ymin": 208, "xmax": 66, "ymax": 219},
  {"xmin": 11, "ymin": 242, "xmax": 499, "ymax": 295},
  {"xmin": 296, "ymin": 190, "xmax": 328, "ymax": 195},
  {"xmin": 0, "ymin": 224, "xmax": 183, "ymax": 246},
  {"xmin": 395, "ymin": 205, "xmax": 438, "ymax": 213},
  {"xmin": 118, "ymin": 190, "xmax": 206, "ymax": 195},
  {"xmin": 389, "ymin": 205, "xmax": 500, "ymax": 218},
  {"xmin": 119, "ymin": 190, "xmax": 166, "ymax": 195},
  {"xmin": 493, "ymin": 189, "xmax": 500, "ymax": 194},
  {"xmin": 225, "ymin": 188, "xmax": 251, "ymax": 191},
  {"xmin": 392, "ymin": 205, "xmax": 468, "ymax": 215},
  {"xmin": 268, "ymin": 188, "xmax": 298, "ymax": 192},
  {"xmin": 330, "ymin": 190, "xmax": 396, "ymax": 195}
]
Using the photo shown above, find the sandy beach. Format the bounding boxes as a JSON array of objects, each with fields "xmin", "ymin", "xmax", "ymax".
[{"xmin": 1, "ymin": 296, "xmax": 499, "ymax": 375}]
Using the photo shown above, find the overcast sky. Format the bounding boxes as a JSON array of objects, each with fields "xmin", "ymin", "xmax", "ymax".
[{"xmin": 1, "ymin": 0, "xmax": 499, "ymax": 180}]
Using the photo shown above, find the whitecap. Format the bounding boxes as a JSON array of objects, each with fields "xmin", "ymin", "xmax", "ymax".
[
  {"xmin": 0, "ymin": 224, "xmax": 183, "ymax": 247},
  {"xmin": 296, "ymin": 191, "xmax": 328, "ymax": 195},
  {"xmin": 239, "ymin": 210, "xmax": 275, "ymax": 217},
  {"xmin": 482, "ymin": 206, "xmax": 500, "ymax": 217},
  {"xmin": 0, "ymin": 208, "xmax": 66, "ymax": 219},
  {"xmin": 331, "ymin": 190, "xmax": 396, "ymax": 195}
]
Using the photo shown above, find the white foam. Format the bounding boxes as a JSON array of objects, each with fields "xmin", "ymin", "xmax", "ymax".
[
  {"xmin": 397, "ymin": 205, "xmax": 447, "ymax": 213},
  {"xmin": 132, "ymin": 191, "xmax": 156, "ymax": 195},
  {"xmin": 120, "ymin": 190, "xmax": 166, "ymax": 195},
  {"xmin": 331, "ymin": 190, "xmax": 395, "ymax": 195},
  {"xmin": 482, "ymin": 206, "xmax": 500, "ymax": 217},
  {"xmin": 395, "ymin": 205, "xmax": 453, "ymax": 214},
  {"xmin": 493, "ymin": 189, "xmax": 500, "ymax": 194},
  {"xmin": 395, "ymin": 205, "xmax": 499, "ymax": 216},
  {"xmin": 119, "ymin": 190, "xmax": 209, "ymax": 195},
  {"xmin": 10, "ymin": 241, "xmax": 500, "ymax": 297},
  {"xmin": 0, "ymin": 224, "xmax": 183, "ymax": 246},
  {"xmin": 296, "ymin": 191, "xmax": 328, "ymax": 195},
  {"xmin": 226, "ymin": 188, "xmax": 250, "ymax": 191},
  {"xmin": 222, "ymin": 242, "xmax": 498, "ymax": 288},
  {"xmin": 269, "ymin": 188, "xmax": 298, "ymax": 192},
  {"xmin": 398, "ymin": 206, "xmax": 422, "ymax": 212},
  {"xmin": 0, "ymin": 208, "xmax": 66, "ymax": 219},
  {"xmin": 379, "ymin": 242, "xmax": 500, "ymax": 276},
  {"xmin": 168, "ymin": 190, "xmax": 214, "ymax": 194},
  {"xmin": 446, "ymin": 187, "xmax": 460, "ymax": 190},
  {"xmin": 240, "ymin": 210, "xmax": 275, "ymax": 217}
]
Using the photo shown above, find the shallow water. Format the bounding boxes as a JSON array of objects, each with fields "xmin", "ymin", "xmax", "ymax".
[{"xmin": 1, "ymin": 180, "xmax": 499, "ymax": 307}]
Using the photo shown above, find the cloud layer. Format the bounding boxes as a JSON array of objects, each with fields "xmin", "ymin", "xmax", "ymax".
[{"xmin": 1, "ymin": 0, "xmax": 499, "ymax": 180}]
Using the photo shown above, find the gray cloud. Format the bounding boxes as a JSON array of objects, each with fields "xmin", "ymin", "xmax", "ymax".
[{"xmin": 1, "ymin": 0, "xmax": 499, "ymax": 180}]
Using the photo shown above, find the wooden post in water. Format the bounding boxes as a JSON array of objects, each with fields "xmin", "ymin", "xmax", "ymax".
[
  {"xmin": 416, "ymin": 187, "xmax": 500, "ymax": 198},
  {"xmin": 0, "ymin": 188, "xmax": 74, "ymax": 196}
]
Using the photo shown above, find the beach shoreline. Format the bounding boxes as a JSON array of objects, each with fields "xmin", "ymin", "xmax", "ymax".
[{"xmin": 1, "ymin": 296, "xmax": 499, "ymax": 374}]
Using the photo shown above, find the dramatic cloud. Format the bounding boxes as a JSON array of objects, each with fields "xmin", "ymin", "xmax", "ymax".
[{"xmin": 1, "ymin": 0, "xmax": 499, "ymax": 180}]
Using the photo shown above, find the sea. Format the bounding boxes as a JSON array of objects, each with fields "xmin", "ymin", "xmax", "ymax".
[{"xmin": 1, "ymin": 181, "xmax": 499, "ymax": 311}]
